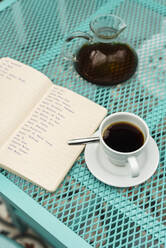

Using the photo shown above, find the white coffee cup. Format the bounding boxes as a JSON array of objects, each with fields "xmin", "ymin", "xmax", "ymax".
[{"xmin": 99, "ymin": 112, "xmax": 149, "ymax": 177}]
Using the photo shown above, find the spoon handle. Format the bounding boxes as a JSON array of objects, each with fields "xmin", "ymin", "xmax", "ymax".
[{"xmin": 68, "ymin": 136, "xmax": 100, "ymax": 145}]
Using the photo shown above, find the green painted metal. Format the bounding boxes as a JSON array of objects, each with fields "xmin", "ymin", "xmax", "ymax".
[
  {"xmin": 0, "ymin": 0, "xmax": 166, "ymax": 247},
  {"xmin": 0, "ymin": 234, "xmax": 23, "ymax": 248},
  {"xmin": 0, "ymin": 0, "xmax": 17, "ymax": 12},
  {"xmin": 0, "ymin": 176, "xmax": 92, "ymax": 248}
]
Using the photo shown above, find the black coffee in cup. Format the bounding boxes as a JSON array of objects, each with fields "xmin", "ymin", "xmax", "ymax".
[{"xmin": 102, "ymin": 121, "xmax": 144, "ymax": 152}]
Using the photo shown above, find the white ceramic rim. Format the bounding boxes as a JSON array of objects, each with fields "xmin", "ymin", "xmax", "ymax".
[{"xmin": 99, "ymin": 112, "xmax": 150, "ymax": 156}]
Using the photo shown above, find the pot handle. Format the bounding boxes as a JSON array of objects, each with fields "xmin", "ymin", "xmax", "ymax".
[{"xmin": 62, "ymin": 31, "xmax": 93, "ymax": 61}]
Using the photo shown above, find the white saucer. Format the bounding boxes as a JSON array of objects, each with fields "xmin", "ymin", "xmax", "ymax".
[{"xmin": 84, "ymin": 132, "xmax": 159, "ymax": 187}]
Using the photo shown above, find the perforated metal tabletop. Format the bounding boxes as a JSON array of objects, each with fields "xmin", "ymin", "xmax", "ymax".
[{"xmin": 0, "ymin": 0, "xmax": 166, "ymax": 247}]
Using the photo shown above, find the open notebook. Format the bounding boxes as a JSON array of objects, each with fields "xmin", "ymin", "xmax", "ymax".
[{"xmin": 0, "ymin": 57, "xmax": 107, "ymax": 191}]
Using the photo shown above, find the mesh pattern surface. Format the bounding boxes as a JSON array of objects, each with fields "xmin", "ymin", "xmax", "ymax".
[{"xmin": 0, "ymin": 0, "xmax": 166, "ymax": 247}]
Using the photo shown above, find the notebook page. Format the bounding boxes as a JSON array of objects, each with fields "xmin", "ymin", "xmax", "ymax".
[
  {"xmin": 0, "ymin": 84, "xmax": 107, "ymax": 191},
  {"xmin": 0, "ymin": 57, "xmax": 52, "ymax": 146}
]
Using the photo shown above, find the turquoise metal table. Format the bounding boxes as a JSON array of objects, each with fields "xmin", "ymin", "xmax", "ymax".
[
  {"xmin": 0, "ymin": 0, "xmax": 166, "ymax": 247},
  {"xmin": 0, "ymin": 234, "xmax": 23, "ymax": 248}
]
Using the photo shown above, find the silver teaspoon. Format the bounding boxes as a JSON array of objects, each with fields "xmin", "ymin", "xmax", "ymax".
[{"xmin": 68, "ymin": 136, "xmax": 100, "ymax": 145}]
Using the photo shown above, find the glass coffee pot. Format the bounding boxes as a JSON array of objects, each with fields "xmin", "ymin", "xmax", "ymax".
[{"xmin": 63, "ymin": 14, "xmax": 138, "ymax": 86}]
